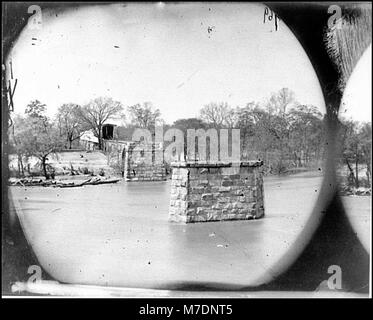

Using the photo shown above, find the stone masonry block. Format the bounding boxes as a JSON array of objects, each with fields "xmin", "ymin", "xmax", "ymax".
[{"xmin": 169, "ymin": 161, "xmax": 265, "ymax": 223}]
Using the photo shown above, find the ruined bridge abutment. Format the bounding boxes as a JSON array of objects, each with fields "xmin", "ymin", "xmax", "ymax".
[{"xmin": 103, "ymin": 140, "xmax": 166, "ymax": 181}]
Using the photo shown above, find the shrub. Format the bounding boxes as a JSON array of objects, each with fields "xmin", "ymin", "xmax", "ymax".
[
  {"xmin": 98, "ymin": 168, "xmax": 105, "ymax": 176},
  {"xmin": 79, "ymin": 167, "xmax": 91, "ymax": 175}
]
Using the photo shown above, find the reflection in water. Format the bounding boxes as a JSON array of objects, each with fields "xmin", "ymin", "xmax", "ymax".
[{"xmin": 10, "ymin": 172, "xmax": 322, "ymax": 289}]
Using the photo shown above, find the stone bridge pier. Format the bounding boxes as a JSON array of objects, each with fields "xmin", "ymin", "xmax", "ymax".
[
  {"xmin": 169, "ymin": 161, "xmax": 264, "ymax": 223},
  {"xmin": 103, "ymin": 140, "xmax": 166, "ymax": 181}
]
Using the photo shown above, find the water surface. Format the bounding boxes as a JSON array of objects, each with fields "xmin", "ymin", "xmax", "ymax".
[{"xmin": 10, "ymin": 172, "xmax": 324, "ymax": 289}]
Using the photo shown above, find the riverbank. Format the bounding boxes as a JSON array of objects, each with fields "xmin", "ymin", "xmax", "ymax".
[{"xmin": 8, "ymin": 176, "xmax": 120, "ymax": 188}]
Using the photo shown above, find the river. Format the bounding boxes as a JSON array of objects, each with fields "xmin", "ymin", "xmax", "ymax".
[{"xmin": 10, "ymin": 171, "xmax": 365, "ymax": 289}]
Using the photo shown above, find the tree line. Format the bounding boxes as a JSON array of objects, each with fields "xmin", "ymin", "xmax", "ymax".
[
  {"xmin": 9, "ymin": 88, "xmax": 371, "ymax": 183},
  {"xmin": 338, "ymin": 119, "xmax": 371, "ymax": 188}
]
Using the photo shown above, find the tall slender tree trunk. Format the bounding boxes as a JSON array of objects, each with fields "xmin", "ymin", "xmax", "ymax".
[
  {"xmin": 17, "ymin": 154, "xmax": 24, "ymax": 177},
  {"xmin": 346, "ymin": 158, "xmax": 356, "ymax": 187},
  {"xmin": 366, "ymin": 165, "xmax": 371, "ymax": 187},
  {"xmin": 355, "ymin": 158, "xmax": 359, "ymax": 188},
  {"xmin": 279, "ymin": 140, "xmax": 284, "ymax": 174},
  {"xmin": 98, "ymin": 126, "xmax": 102, "ymax": 150},
  {"xmin": 41, "ymin": 156, "xmax": 49, "ymax": 180}
]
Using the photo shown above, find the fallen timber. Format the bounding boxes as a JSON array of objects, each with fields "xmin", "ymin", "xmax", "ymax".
[
  {"xmin": 9, "ymin": 177, "xmax": 120, "ymax": 188},
  {"xmin": 57, "ymin": 177, "xmax": 120, "ymax": 188}
]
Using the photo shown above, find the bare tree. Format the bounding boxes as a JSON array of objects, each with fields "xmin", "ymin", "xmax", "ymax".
[
  {"xmin": 340, "ymin": 120, "xmax": 372, "ymax": 188},
  {"xmin": 78, "ymin": 97, "xmax": 123, "ymax": 150},
  {"xmin": 267, "ymin": 88, "xmax": 295, "ymax": 115},
  {"xmin": 127, "ymin": 102, "xmax": 161, "ymax": 129},
  {"xmin": 56, "ymin": 103, "xmax": 87, "ymax": 149},
  {"xmin": 11, "ymin": 107, "xmax": 64, "ymax": 179},
  {"xmin": 25, "ymin": 100, "xmax": 47, "ymax": 118},
  {"xmin": 10, "ymin": 114, "xmax": 28, "ymax": 177},
  {"xmin": 200, "ymin": 102, "xmax": 235, "ymax": 128}
]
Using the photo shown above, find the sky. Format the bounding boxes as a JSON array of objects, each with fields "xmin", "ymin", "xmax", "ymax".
[
  {"xmin": 7, "ymin": 2, "xmax": 326, "ymax": 124},
  {"xmin": 340, "ymin": 44, "xmax": 371, "ymax": 123}
]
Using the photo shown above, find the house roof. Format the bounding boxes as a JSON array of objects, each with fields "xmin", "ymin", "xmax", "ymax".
[{"xmin": 80, "ymin": 130, "xmax": 99, "ymax": 143}]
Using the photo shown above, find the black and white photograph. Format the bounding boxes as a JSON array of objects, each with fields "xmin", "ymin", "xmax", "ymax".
[{"xmin": 1, "ymin": 2, "xmax": 371, "ymax": 303}]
